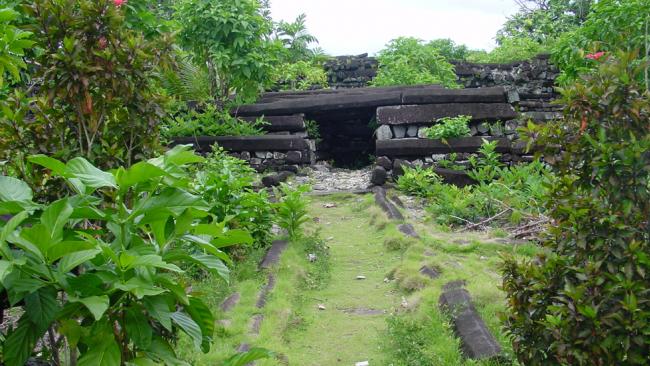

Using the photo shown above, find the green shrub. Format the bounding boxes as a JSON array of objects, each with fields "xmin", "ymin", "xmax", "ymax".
[
  {"xmin": 0, "ymin": 146, "xmax": 252, "ymax": 365},
  {"xmin": 274, "ymin": 184, "xmax": 311, "ymax": 240},
  {"xmin": 502, "ymin": 52, "xmax": 650, "ymax": 365},
  {"xmin": 1, "ymin": 0, "xmax": 170, "ymax": 199},
  {"xmin": 162, "ymin": 104, "xmax": 268, "ymax": 138},
  {"xmin": 422, "ymin": 115, "xmax": 472, "ymax": 140},
  {"xmin": 273, "ymin": 60, "xmax": 328, "ymax": 91},
  {"xmin": 397, "ymin": 165, "xmax": 443, "ymax": 197},
  {"xmin": 304, "ymin": 119, "xmax": 321, "ymax": 141},
  {"xmin": 0, "ymin": 7, "xmax": 34, "ymax": 87},
  {"xmin": 467, "ymin": 37, "xmax": 547, "ymax": 63},
  {"xmin": 468, "ymin": 139, "xmax": 505, "ymax": 183},
  {"xmin": 194, "ymin": 147, "xmax": 274, "ymax": 246},
  {"xmin": 372, "ymin": 37, "xmax": 459, "ymax": 88},
  {"xmin": 553, "ymin": 0, "xmax": 650, "ymax": 85}
]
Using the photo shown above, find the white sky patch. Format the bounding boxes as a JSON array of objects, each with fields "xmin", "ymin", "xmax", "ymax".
[{"xmin": 269, "ymin": 0, "xmax": 520, "ymax": 56}]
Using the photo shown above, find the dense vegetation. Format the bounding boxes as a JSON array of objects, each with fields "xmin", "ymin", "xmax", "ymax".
[{"xmin": 502, "ymin": 51, "xmax": 650, "ymax": 365}]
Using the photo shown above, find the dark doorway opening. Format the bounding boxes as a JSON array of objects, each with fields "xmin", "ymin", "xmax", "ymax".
[{"xmin": 306, "ymin": 108, "xmax": 376, "ymax": 168}]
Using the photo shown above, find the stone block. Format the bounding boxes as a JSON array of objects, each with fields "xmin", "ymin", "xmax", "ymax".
[
  {"xmin": 370, "ymin": 166, "xmax": 388, "ymax": 186},
  {"xmin": 392, "ymin": 125, "xmax": 407, "ymax": 139},
  {"xmin": 376, "ymin": 156, "xmax": 392, "ymax": 170},
  {"xmin": 376, "ymin": 125, "xmax": 393, "ymax": 140},
  {"xmin": 406, "ymin": 125, "xmax": 419, "ymax": 137}
]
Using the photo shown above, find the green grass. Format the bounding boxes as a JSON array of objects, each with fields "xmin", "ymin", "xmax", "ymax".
[{"xmin": 177, "ymin": 191, "xmax": 541, "ymax": 365}]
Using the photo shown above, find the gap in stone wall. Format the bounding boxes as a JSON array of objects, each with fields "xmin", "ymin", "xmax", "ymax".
[{"xmin": 307, "ymin": 108, "xmax": 376, "ymax": 168}]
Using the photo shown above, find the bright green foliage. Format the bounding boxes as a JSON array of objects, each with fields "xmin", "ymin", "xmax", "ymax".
[
  {"xmin": 553, "ymin": 0, "xmax": 650, "ymax": 84},
  {"xmin": 397, "ymin": 146, "xmax": 552, "ymax": 227},
  {"xmin": 175, "ymin": 0, "xmax": 280, "ymax": 102},
  {"xmin": 468, "ymin": 139, "xmax": 504, "ymax": 183},
  {"xmin": 396, "ymin": 165, "xmax": 443, "ymax": 197},
  {"xmin": 273, "ymin": 60, "xmax": 328, "ymax": 91},
  {"xmin": 372, "ymin": 37, "xmax": 459, "ymax": 88},
  {"xmin": 162, "ymin": 57, "xmax": 213, "ymax": 102},
  {"xmin": 467, "ymin": 37, "xmax": 547, "ymax": 63},
  {"xmin": 193, "ymin": 147, "xmax": 274, "ymax": 246},
  {"xmin": 161, "ymin": 104, "xmax": 268, "ymax": 138},
  {"xmin": 422, "ymin": 115, "xmax": 472, "ymax": 140},
  {"xmin": 222, "ymin": 348, "xmax": 275, "ymax": 366},
  {"xmin": 502, "ymin": 52, "xmax": 650, "ymax": 365},
  {"xmin": 428, "ymin": 38, "xmax": 470, "ymax": 61},
  {"xmin": 274, "ymin": 184, "xmax": 311, "ymax": 240},
  {"xmin": 0, "ymin": 7, "xmax": 33, "ymax": 87},
  {"xmin": 0, "ymin": 146, "xmax": 253, "ymax": 365},
  {"xmin": 497, "ymin": 0, "xmax": 593, "ymax": 44},
  {"xmin": 304, "ymin": 119, "xmax": 321, "ymax": 141},
  {"xmin": 275, "ymin": 13, "xmax": 319, "ymax": 63}
]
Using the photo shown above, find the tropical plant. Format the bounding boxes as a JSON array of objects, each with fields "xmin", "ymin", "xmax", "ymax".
[
  {"xmin": 372, "ymin": 37, "xmax": 459, "ymax": 88},
  {"xmin": 467, "ymin": 37, "xmax": 548, "ymax": 63},
  {"xmin": 422, "ymin": 115, "xmax": 472, "ymax": 140},
  {"xmin": 272, "ymin": 60, "xmax": 328, "ymax": 91},
  {"xmin": 498, "ymin": 0, "xmax": 594, "ymax": 44},
  {"xmin": 274, "ymin": 184, "xmax": 310, "ymax": 240},
  {"xmin": 194, "ymin": 147, "xmax": 274, "ymax": 246},
  {"xmin": 161, "ymin": 104, "xmax": 268, "ymax": 139},
  {"xmin": 553, "ymin": 0, "xmax": 650, "ymax": 85},
  {"xmin": 275, "ymin": 13, "xmax": 318, "ymax": 63},
  {"xmin": 428, "ymin": 38, "xmax": 470, "ymax": 61},
  {"xmin": 396, "ymin": 165, "xmax": 443, "ymax": 197},
  {"xmin": 468, "ymin": 139, "xmax": 504, "ymax": 183},
  {"xmin": 0, "ymin": 145, "xmax": 253, "ymax": 365},
  {"xmin": 502, "ymin": 51, "xmax": 650, "ymax": 365},
  {"xmin": 0, "ymin": 7, "xmax": 34, "ymax": 87},
  {"xmin": 175, "ymin": 0, "xmax": 280, "ymax": 102},
  {"xmin": 304, "ymin": 119, "xmax": 321, "ymax": 141}
]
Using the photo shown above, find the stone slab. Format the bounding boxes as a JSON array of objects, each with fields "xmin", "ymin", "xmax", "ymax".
[
  {"xmin": 401, "ymin": 87, "xmax": 507, "ymax": 104},
  {"xmin": 255, "ymin": 273, "xmax": 277, "ymax": 309},
  {"xmin": 376, "ymin": 103, "xmax": 518, "ymax": 125},
  {"xmin": 373, "ymin": 186, "xmax": 404, "ymax": 220},
  {"xmin": 220, "ymin": 293, "xmax": 241, "ymax": 312},
  {"xmin": 376, "ymin": 137, "xmax": 511, "ymax": 157},
  {"xmin": 259, "ymin": 240, "xmax": 289, "ymax": 270},
  {"xmin": 398, "ymin": 223, "xmax": 419, "ymax": 238},
  {"xmin": 434, "ymin": 168, "xmax": 477, "ymax": 187},
  {"xmin": 171, "ymin": 135, "xmax": 309, "ymax": 153},
  {"xmin": 439, "ymin": 282, "xmax": 502, "ymax": 360},
  {"xmin": 241, "ymin": 114, "xmax": 306, "ymax": 132}
]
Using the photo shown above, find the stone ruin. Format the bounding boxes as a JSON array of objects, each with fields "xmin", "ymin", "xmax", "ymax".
[{"xmin": 172, "ymin": 54, "xmax": 561, "ymax": 185}]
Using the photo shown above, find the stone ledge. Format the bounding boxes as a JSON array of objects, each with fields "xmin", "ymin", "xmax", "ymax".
[
  {"xmin": 171, "ymin": 135, "xmax": 309, "ymax": 153},
  {"xmin": 376, "ymin": 103, "xmax": 518, "ymax": 125},
  {"xmin": 376, "ymin": 137, "xmax": 511, "ymax": 157}
]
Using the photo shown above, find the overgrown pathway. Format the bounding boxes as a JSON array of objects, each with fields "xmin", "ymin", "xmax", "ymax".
[{"xmin": 276, "ymin": 194, "xmax": 403, "ymax": 365}]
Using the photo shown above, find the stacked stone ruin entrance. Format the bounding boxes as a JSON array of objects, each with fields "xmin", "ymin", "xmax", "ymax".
[{"xmin": 172, "ymin": 54, "xmax": 560, "ymax": 179}]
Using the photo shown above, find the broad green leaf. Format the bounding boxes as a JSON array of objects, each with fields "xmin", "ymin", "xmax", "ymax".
[
  {"xmin": 27, "ymin": 155, "xmax": 68, "ymax": 176},
  {"xmin": 191, "ymin": 254, "xmax": 230, "ymax": 282},
  {"xmin": 170, "ymin": 311, "xmax": 202, "ymax": 348},
  {"xmin": 25, "ymin": 287, "xmax": 60, "ymax": 328},
  {"xmin": 136, "ymin": 188, "xmax": 206, "ymax": 216},
  {"xmin": 115, "ymin": 162, "xmax": 167, "ymax": 189},
  {"xmin": 127, "ymin": 358, "xmax": 158, "ymax": 366},
  {"xmin": 71, "ymin": 295, "xmax": 109, "ymax": 321},
  {"xmin": 185, "ymin": 297, "xmax": 215, "ymax": 352},
  {"xmin": 77, "ymin": 336, "xmax": 121, "ymax": 366},
  {"xmin": 40, "ymin": 198, "xmax": 73, "ymax": 242},
  {"xmin": 161, "ymin": 145, "xmax": 205, "ymax": 167},
  {"xmin": 114, "ymin": 278, "xmax": 167, "ymax": 299},
  {"xmin": 222, "ymin": 348, "xmax": 275, "ymax": 366},
  {"xmin": 46, "ymin": 241, "xmax": 96, "ymax": 262},
  {"xmin": 128, "ymin": 255, "xmax": 183, "ymax": 273},
  {"xmin": 212, "ymin": 229, "xmax": 254, "ymax": 248},
  {"xmin": 125, "ymin": 307, "xmax": 153, "ymax": 349},
  {"xmin": 3, "ymin": 315, "xmax": 44, "ymax": 366},
  {"xmin": 59, "ymin": 319, "xmax": 83, "ymax": 348},
  {"xmin": 0, "ymin": 8, "xmax": 19, "ymax": 23},
  {"xmin": 0, "ymin": 260, "xmax": 13, "ymax": 282},
  {"xmin": 143, "ymin": 296, "xmax": 173, "ymax": 331},
  {"xmin": 144, "ymin": 338, "xmax": 189, "ymax": 366},
  {"xmin": 0, "ymin": 176, "xmax": 32, "ymax": 202},
  {"xmin": 66, "ymin": 157, "xmax": 117, "ymax": 190},
  {"xmin": 58, "ymin": 249, "xmax": 101, "ymax": 273}
]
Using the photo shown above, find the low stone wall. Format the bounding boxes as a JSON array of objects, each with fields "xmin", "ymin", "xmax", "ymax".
[{"xmin": 324, "ymin": 53, "xmax": 378, "ymax": 88}]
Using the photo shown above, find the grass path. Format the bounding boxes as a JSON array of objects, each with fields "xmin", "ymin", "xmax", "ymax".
[
  {"xmin": 182, "ymin": 191, "xmax": 538, "ymax": 365},
  {"xmin": 275, "ymin": 194, "xmax": 403, "ymax": 365}
]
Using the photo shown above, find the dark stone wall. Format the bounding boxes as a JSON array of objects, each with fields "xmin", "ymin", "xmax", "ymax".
[{"xmin": 323, "ymin": 54, "xmax": 562, "ymax": 120}]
